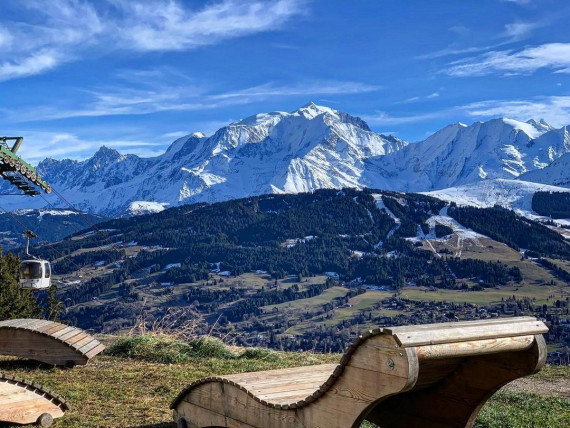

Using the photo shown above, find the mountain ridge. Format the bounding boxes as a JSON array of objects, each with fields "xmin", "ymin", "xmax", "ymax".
[{"xmin": 2, "ymin": 103, "xmax": 569, "ymax": 216}]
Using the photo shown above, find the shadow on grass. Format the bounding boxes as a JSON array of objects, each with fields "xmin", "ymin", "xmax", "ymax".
[
  {"xmin": 128, "ymin": 424, "xmax": 176, "ymax": 428},
  {"xmin": 0, "ymin": 358, "xmax": 57, "ymax": 371}
]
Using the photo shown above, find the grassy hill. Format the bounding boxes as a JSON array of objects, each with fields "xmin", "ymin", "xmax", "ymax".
[
  {"xmin": 21, "ymin": 188, "xmax": 568, "ymax": 359},
  {"xmin": 0, "ymin": 334, "xmax": 568, "ymax": 428}
]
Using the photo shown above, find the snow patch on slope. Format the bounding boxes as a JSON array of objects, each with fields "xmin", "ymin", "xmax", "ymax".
[{"xmin": 127, "ymin": 201, "xmax": 169, "ymax": 216}]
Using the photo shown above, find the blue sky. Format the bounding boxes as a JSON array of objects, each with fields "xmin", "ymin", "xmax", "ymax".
[{"xmin": 1, "ymin": 0, "xmax": 570, "ymax": 163}]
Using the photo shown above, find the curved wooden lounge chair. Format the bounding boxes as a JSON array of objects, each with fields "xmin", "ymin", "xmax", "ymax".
[
  {"xmin": 171, "ymin": 316, "xmax": 548, "ymax": 428},
  {"xmin": 0, "ymin": 372, "xmax": 68, "ymax": 427},
  {"xmin": 0, "ymin": 319, "xmax": 105, "ymax": 367}
]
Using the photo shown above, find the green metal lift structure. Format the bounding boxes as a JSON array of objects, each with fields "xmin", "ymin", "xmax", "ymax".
[{"xmin": 0, "ymin": 136, "xmax": 51, "ymax": 196}]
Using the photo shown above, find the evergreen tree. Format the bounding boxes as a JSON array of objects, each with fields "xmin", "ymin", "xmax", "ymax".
[
  {"xmin": 45, "ymin": 283, "xmax": 62, "ymax": 321},
  {"xmin": 0, "ymin": 249, "xmax": 41, "ymax": 320}
]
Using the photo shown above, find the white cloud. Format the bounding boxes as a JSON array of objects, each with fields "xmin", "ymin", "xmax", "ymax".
[
  {"xmin": 399, "ymin": 92, "xmax": 440, "ymax": 104},
  {"xmin": 0, "ymin": 50, "xmax": 62, "ymax": 81},
  {"xmin": 162, "ymin": 131, "xmax": 190, "ymax": 139},
  {"xmin": 210, "ymin": 81, "xmax": 381, "ymax": 100},
  {"xmin": 7, "ymin": 76, "xmax": 380, "ymax": 122},
  {"xmin": 501, "ymin": 0, "xmax": 532, "ymax": 4},
  {"xmin": 364, "ymin": 95, "xmax": 570, "ymax": 128},
  {"xmin": 0, "ymin": 0, "xmax": 306, "ymax": 81},
  {"xmin": 112, "ymin": 0, "xmax": 305, "ymax": 51},
  {"xmin": 449, "ymin": 25, "xmax": 469, "ymax": 35},
  {"xmin": 504, "ymin": 22, "xmax": 539, "ymax": 39},
  {"xmin": 444, "ymin": 43, "xmax": 570, "ymax": 77},
  {"xmin": 361, "ymin": 111, "xmax": 446, "ymax": 126},
  {"xmin": 461, "ymin": 96, "xmax": 570, "ymax": 127},
  {"xmin": 8, "ymin": 130, "xmax": 167, "ymax": 164}
]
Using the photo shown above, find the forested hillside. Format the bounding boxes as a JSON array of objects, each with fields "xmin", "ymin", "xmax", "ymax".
[
  {"xmin": 533, "ymin": 191, "xmax": 570, "ymax": 219},
  {"xmin": 448, "ymin": 205, "xmax": 570, "ymax": 259},
  {"xmin": 11, "ymin": 188, "xmax": 568, "ymax": 360}
]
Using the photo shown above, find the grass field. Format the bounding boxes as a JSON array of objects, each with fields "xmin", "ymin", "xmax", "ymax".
[
  {"xmin": 0, "ymin": 336, "xmax": 567, "ymax": 428},
  {"xmin": 400, "ymin": 283, "xmax": 568, "ymax": 306}
]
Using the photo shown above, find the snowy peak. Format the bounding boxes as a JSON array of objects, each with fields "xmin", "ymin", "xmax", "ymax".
[
  {"xmin": 4, "ymin": 104, "xmax": 570, "ymax": 217},
  {"xmin": 10, "ymin": 103, "xmax": 407, "ymax": 216},
  {"xmin": 526, "ymin": 118, "xmax": 555, "ymax": 133},
  {"xmin": 91, "ymin": 145, "xmax": 123, "ymax": 163},
  {"xmin": 365, "ymin": 116, "xmax": 570, "ymax": 192},
  {"xmin": 520, "ymin": 152, "xmax": 570, "ymax": 187},
  {"xmin": 292, "ymin": 102, "xmax": 372, "ymax": 131}
]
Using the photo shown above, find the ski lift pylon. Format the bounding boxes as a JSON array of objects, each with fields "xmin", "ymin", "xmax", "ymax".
[{"xmin": 0, "ymin": 136, "xmax": 51, "ymax": 195}]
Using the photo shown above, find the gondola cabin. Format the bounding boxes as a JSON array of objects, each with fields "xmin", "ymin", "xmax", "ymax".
[{"xmin": 20, "ymin": 259, "xmax": 51, "ymax": 290}]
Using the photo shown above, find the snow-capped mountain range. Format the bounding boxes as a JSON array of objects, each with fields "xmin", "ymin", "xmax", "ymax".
[{"xmin": 2, "ymin": 103, "xmax": 569, "ymax": 216}]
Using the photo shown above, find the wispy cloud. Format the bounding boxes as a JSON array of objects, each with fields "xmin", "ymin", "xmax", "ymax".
[
  {"xmin": 400, "ymin": 92, "xmax": 440, "ymax": 104},
  {"xmin": 364, "ymin": 95, "xmax": 570, "ymax": 129},
  {"xmin": 0, "ymin": 0, "xmax": 306, "ymax": 81},
  {"xmin": 444, "ymin": 43, "xmax": 570, "ymax": 77},
  {"xmin": 210, "ymin": 81, "xmax": 381, "ymax": 100},
  {"xmin": 7, "ymin": 130, "xmax": 167, "ymax": 164},
  {"xmin": 5, "ymin": 70, "xmax": 380, "ymax": 122},
  {"xmin": 504, "ymin": 21, "xmax": 540, "ymax": 39},
  {"xmin": 462, "ymin": 96, "xmax": 570, "ymax": 127},
  {"xmin": 0, "ymin": 0, "xmax": 102, "ymax": 81},
  {"xmin": 0, "ymin": 50, "xmax": 62, "ymax": 81},
  {"xmin": 112, "ymin": 0, "xmax": 306, "ymax": 52},
  {"xmin": 361, "ymin": 111, "xmax": 447, "ymax": 126},
  {"xmin": 501, "ymin": 0, "xmax": 532, "ymax": 4}
]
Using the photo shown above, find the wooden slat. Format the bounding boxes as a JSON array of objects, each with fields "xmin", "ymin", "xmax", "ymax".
[
  {"xmin": 389, "ymin": 319, "xmax": 547, "ymax": 347},
  {"xmin": 50, "ymin": 326, "xmax": 76, "ymax": 339},
  {"xmin": 0, "ymin": 319, "xmax": 103, "ymax": 366},
  {"xmin": 416, "ymin": 335, "xmax": 535, "ymax": 360},
  {"xmin": 70, "ymin": 335, "xmax": 94, "ymax": 350},
  {"xmin": 66, "ymin": 332, "xmax": 89, "ymax": 346},
  {"xmin": 385, "ymin": 317, "xmax": 538, "ymax": 334},
  {"xmin": 84, "ymin": 343, "xmax": 105, "ymax": 359},
  {"xmin": 225, "ymin": 365, "xmax": 336, "ymax": 385},
  {"xmin": 43, "ymin": 323, "xmax": 69, "ymax": 336},
  {"xmin": 57, "ymin": 329, "xmax": 84, "ymax": 343},
  {"xmin": 224, "ymin": 364, "xmax": 336, "ymax": 383},
  {"xmin": 77, "ymin": 339, "xmax": 100, "ymax": 354}
]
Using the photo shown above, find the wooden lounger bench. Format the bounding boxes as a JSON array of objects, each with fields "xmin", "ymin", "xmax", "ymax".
[
  {"xmin": 0, "ymin": 372, "xmax": 68, "ymax": 427},
  {"xmin": 0, "ymin": 319, "xmax": 105, "ymax": 367},
  {"xmin": 171, "ymin": 316, "xmax": 548, "ymax": 428}
]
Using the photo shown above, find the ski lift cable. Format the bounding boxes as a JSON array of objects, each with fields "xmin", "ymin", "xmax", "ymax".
[
  {"xmin": 0, "ymin": 205, "xmax": 132, "ymax": 294},
  {"xmin": 44, "ymin": 186, "xmax": 160, "ymax": 280},
  {"xmin": 0, "ymin": 203, "xmax": 80, "ymax": 266},
  {"xmin": 0, "ymin": 203, "xmax": 114, "ymax": 292},
  {"xmin": 37, "ymin": 192, "xmax": 144, "ymax": 272}
]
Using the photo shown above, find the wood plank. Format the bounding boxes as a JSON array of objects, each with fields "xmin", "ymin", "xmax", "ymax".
[
  {"xmin": 77, "ymin": 339, "xmax": 100, "ymax": 355},
  {"xmin": 249, "ymin": 380, "xmax": 327, "ymax": 395},
  {"xmin": 65, "ymin": 332, "xmax": 89, "ymax": 346},
  {"xmin": 42, "ymin": 323, "xmax": 69, "ymax": 336},
  {"xmin": 391, "ymin": 320, "xmax": 547, "ymax": 347},
  {"xmin": 176, "ymin": 401, "xmax": 258, "ymax": 428},
  {"xmin": 416, "ymin": 335, "xmax": 535, "ymax": 360},
  {"xmin": 233, "ymin": 371, "xmax": 334, "ymax": 387},
  {"xmin": 84, "ymin": 343, "xmax": 105, "ymax": 359},
  {"xmin": 50, "ymin": 326, "xmax": 76, "ymax": 339},
  {"xmin": 384, "ymin": 316, "xmax": 538, "ymax": 334},
  {"xmin": 35, "ymin": 321, "xmax": 62, "ymax": 334},
  {"xmin": 224, "ymin": 364, "xmax": 337, "ymax": 383},
  {"xmin": 71, "ymin": 335, "xmax": 95, "ymax": 350},
  {"xmin": 257, "ymin": 387, "xmax": 323, "ymax": 402},
  {"xmin": 57, "ymin": 329, "xmax": 84, "ymax": 343}
]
